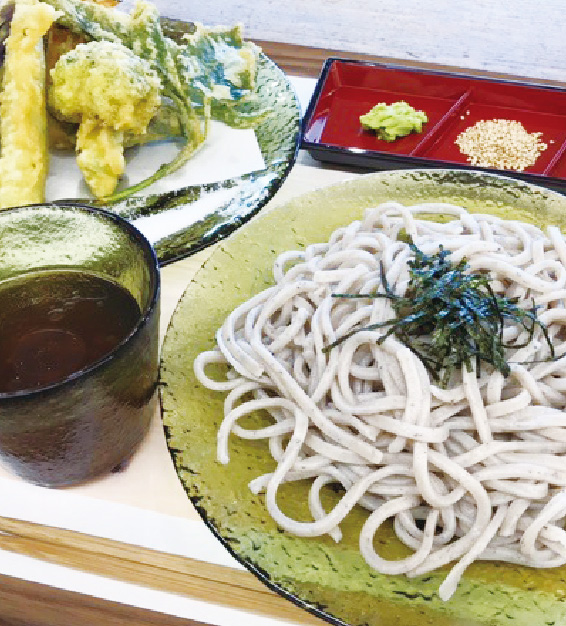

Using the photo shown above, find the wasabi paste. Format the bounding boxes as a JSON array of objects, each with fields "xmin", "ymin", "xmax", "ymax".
[{"xmin": 360, "ymin": 101, "xmax": 427, "ymax": 141}]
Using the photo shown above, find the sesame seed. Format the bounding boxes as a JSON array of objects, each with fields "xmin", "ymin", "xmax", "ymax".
[{"xmin": 455, "ymin": 119, "xmax": 547, "ymax": 171}]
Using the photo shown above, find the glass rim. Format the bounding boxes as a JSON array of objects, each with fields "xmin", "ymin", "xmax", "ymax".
[{"xmin": 0, "ymin": 202, "xmax": 160, "ymax": 400}]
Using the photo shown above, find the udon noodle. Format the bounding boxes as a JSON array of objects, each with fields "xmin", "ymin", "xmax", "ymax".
[{"xmin": 194, "ymin": 201, "xmax": 566, "ymax": 600}]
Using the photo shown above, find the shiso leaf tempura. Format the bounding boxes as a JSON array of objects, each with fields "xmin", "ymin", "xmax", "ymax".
[{"xmin": 41, "ymin": 0, "xmax": 267, "ymax": 201}]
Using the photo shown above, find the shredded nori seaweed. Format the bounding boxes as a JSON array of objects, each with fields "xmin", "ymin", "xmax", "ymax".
[{"xmin": 325, "ymin": 242, "xmax": 555, "ymax": 386}]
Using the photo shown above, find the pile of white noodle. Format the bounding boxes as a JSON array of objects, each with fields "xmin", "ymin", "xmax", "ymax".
[{"xmin": 194, "ymin": 202, "xmax": 566, "ymax": 601}]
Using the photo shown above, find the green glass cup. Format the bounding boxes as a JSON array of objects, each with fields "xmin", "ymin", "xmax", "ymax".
[{"xmin": 0, "ymin": 203, "xmax": 160, "ymax": 487}]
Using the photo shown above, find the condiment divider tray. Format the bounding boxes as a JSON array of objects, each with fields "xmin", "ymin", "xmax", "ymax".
[{"xmin": 301, "ymin": 58, "xmax": 566, "ymax": 192}]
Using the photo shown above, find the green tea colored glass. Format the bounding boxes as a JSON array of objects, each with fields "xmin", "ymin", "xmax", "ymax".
[{"xmin": 0, "ymin": 203, "xmax": 160, "ymax": 487}]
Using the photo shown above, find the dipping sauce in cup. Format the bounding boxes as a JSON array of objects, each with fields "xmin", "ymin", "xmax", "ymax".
[
  {"xmin": 0, "ymin": 270, "xmax": 142, "ymax": 393},
  {"xmin": 0, "ymin": 203, "xmax": 160, "ymax": 487}
]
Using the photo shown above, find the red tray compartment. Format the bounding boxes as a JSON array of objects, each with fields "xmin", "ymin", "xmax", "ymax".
[{"xmin": 302, "ymin": 58, "xmax": 566, "ymax": 191}]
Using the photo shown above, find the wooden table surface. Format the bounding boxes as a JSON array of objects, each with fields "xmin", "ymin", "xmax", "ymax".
[{"xmin": 4, "ymin": 1, "xmax": 566, "ymax": 625}]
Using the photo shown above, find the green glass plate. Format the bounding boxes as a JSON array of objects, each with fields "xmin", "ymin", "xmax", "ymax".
[
  {"xmin": 77, "ymin": 18, "xmax": 301, "ymax": 266},
  {"xmin": 160, "ymin": 169, "xmax": 566, "ymax": 626}
]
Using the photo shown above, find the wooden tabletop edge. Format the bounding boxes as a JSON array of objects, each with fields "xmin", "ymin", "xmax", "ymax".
[
  {"xmin": 0, "ymin": 515, "xmax": 326, "ymax": 625},
  {"xmin": 252, "ymin": 39, "xmax": 566, "ymax": 88}
]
